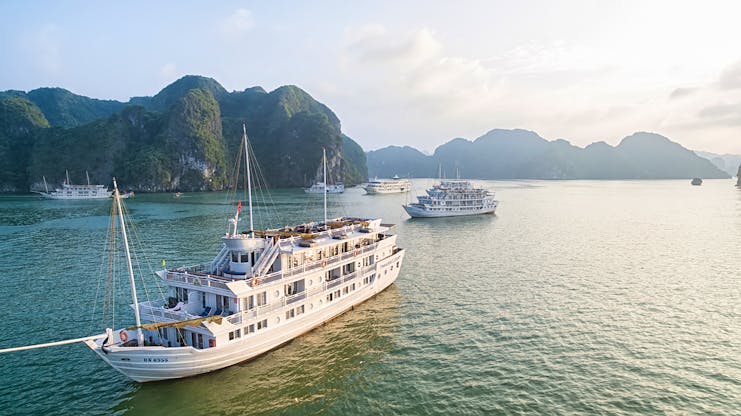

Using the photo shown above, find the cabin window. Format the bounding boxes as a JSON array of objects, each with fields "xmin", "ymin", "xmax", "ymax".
[
  {"xmin": 286, "ymin": 309, "xmax": 295, "ymax": 320},
  {"xmin": 256, "ymin": 291, "xmax": 267, "ymax": 306},
  {"xmin": 297, "ymin": 304, "xmax": 305, "ymax": 315},
  {"xmin": 242, "ymin": 295, "xmax": 255, "ymax": 310},
  {"xmin": 201, "ymin": 292, "xmax": 207, "ymax": 309},
  {"xmin": 335, "ymin": 290, "xmax": 341, "ymax": 299},
  {"xmin": 351, "ymin": 283, "xmax": 356, "ymax": 291},
  {"xmin": 235, "ymin": 329, "xmax": 241, "ymax": 338},
  {"xmin": 231, "ymin": 252, "xmax": 239, "ymax": 262},
  {"xmin": 229, "ymin": 331, "xmax": 235, "ymax": 341},
  {"xmin": 257, "ymin": 319, "xmax": 268, "ymax": 330},
  {"xmin": 175, "ymin": 287, "xmax": 188, "ymax": 302},
  {"xmin": 343, "ymin": 286, "xmax": 349, "ymax": 295},
  {"xmin": 158, "ymin": 328, "xmax": 168, "ymax": 340},
  {"xmin": 245, "ymin": 324, "xmax": 255, "ymax": 334}
]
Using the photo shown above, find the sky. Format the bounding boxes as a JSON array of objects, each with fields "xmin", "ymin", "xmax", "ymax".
[{"xmin": 1, "ymin": 1, "xmax": 741, "ymax": 154}]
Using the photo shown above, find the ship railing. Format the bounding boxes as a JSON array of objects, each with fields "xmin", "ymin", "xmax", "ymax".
[
  {"xmin": 271, "ymin": 242, "xmax": 380, "ymax": 280},
  {"xmin": 163, "ymin": 270, "xmax": 231, "ymax": 291},
  {"xmin": 228, "ymin": 267, "xmax": 374, "ymax": 326},
  {"xmin": 210, "ymin": 245, "xmax": 230, "ymax": 274},
  {"xmin": 253, "ymin": 238, "xmax": 279, "ymax": 276},
  {"xmin": 138, "ymin": 300, "xmax": 199, "ymax": 322}
]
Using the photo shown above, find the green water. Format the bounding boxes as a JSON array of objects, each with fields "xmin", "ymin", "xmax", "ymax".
[{"xmin": 0, "ymin": 180, "xmax": 740, "ymax": 415}]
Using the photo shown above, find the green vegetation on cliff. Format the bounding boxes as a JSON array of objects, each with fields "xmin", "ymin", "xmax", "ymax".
[{"xmin": 0, "ymin": 76, "xmax": 368, "ymax": 192}]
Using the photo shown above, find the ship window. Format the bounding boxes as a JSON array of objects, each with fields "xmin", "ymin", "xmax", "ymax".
[
  {"xmin": 351, "ymin": 283, "xmax": 356, "ymax": 291},
  {"xmin": 343, "ymin": 286, "xmax": 349, "ymax": 295},
  {"xmin": 335, "ymin": 290, "xmax": 341, "ymax": 298},
  {"xmin": 232, "ymin": 252, "xmax": 239, "ymax": 262},
  {"xmin": 327, "ymin": 293, "xmax": 333, "ymax": 302},
  {"xmin": 235, "ymin": 329, "xmax": 241, "ymax": 338},
  {"xmin": 245, "ymin": 324, "xmax": 255, "ymax": 334},
  {"xmin": 229, "ymin": 331, "xmax": 235, "ymax": 341},
  {"xmin": 297, "ymin": 305, "xmax": 305, "ymax": 315},
  {"xmin": 286, "ymin": 309, "xmax": 295, "ymax": 319},
  {"xmin": 176, "ymin": 287, "xmax": 188, "ymax": 302},
  {"xmin": 256, "ymin": 291, "xmax": 267, "ymax": 306},
  {"xmin": 257, "ymin": 319, "xmax": 268, "ymax": 330},
  {"xmin": 243, "ymin": 295, "xmax": 254, "ymax": 310}
]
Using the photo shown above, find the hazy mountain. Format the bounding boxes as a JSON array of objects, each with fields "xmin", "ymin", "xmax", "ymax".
[
  {"xmin": 694, "ymin": 151, "xmax": 741, "ymax": 176},
  {"xmin": 368, "ymin": 129, "xmax": 729, "ymax": 180},
  {"xmin": 367, "ymin": 145, "xmax": 437, "ymax": 178},
  {"xmin": 0, "ymin": 76, "xmax": 367, "ymax": 192}
]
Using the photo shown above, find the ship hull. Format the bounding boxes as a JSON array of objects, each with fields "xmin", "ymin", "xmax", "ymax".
[
  {"xmin": 85, "ymin": 249, "xmax": 405, "ymax": 382},
  {"xmin": 402, "ymin": 204, "xmax": 497, "ymax": 218}
]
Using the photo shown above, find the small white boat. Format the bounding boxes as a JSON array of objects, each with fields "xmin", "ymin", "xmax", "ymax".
[
  {"xmin": 403, "ymin": 179, "xmax": 498, "ymax": 218},
  {"xmin": 35, "ymin": 171, "xmax": 112, "ymax": 200},
  {"xmin": 304, "ymin": 150, "xmax": 344, "ymax": 193},
  {"xmin": 364, "ymin": 175, "xmax": 411, "ymax": 194},
  {"xmin": 304, "ymin": 182, "xmax": 345, "ymax": 194}
]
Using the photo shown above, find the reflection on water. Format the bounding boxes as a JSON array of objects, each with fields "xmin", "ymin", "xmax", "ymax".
[{"xmin": 123, "ymin": 287, "xmax": 401, "ymax": 415}]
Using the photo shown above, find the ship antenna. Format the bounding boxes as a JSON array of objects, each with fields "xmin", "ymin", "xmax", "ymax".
[
  {"xmin": 323, "ymin": 147, "xmax": 328, "ymax": 226},
  {"xmin": 244, "ymin": 124, "xmax": 254, "ymax": 236},
  {"xmin": 112, "ymin": 177, "xmax": 144, "ymax": 346}
]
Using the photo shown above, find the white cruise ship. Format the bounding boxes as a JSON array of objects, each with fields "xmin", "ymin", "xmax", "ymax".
[
  {"xmin": 304, "ymin": 182, "xmax": 345, "ymax": 194},
  {"xmin": 403, "ymin": 179, "xmax": 498, "ymax": 218},
  {"xmin": 83, "ymin": 128, "xmax": 405, "ymax": 382},
  {"xmin": 35, "ymin": 171, "xmax": 112, "ymax": 200},
  {"xmin": 304, "ymin": 150, "xmax": 344, "ymax": 193},
  {"xmin": 364, "ymin": 175, "xmax": 411, "ymax": 194}
]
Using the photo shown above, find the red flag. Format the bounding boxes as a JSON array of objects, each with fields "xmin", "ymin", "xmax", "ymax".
[{"xmin": 237, "ymin": 200, "xmax": 242, "ymax": 212}]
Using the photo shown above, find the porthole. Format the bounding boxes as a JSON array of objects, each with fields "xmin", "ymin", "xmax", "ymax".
[
  {"xmin": 310, "ymin": 303, "xmax": 314, "ymax": 310},
  {"xmin": 309, "ymin": 279, "xmax": 313, "ymax": 286},
  {"xmin": 275, "ymin": 290, "xmax": 280, "ymax": 298}
]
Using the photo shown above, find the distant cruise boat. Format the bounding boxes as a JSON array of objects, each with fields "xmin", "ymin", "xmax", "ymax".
[
  {"xmin": 304, "ymin": 150, "xmax": 344, "ymax": 193},
  {"xmin": 403, "ymin": 179, "xmax": 498, "ymax": 218},
  {"xmin": 35, "ymin": 171, "xmax": 112, "ymax": 200},
  {"xmin": 304, "ymin": 182, "xmax": 345, "ymax": 194},
  {"xmin": 364, "ymin": 175, "xmax": 411, "ymax": 194}
]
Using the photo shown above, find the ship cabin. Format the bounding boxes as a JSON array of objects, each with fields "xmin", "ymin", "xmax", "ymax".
[{"xmin": 137, "ymin": 217, "xmax": 400, "ymax": 349}]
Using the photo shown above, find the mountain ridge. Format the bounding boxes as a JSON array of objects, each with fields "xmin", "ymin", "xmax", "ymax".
[
  {"xmin": 0, "ymin": 75, "xmax": 367, "ymax": 192},
  {"xmin": 368, "ymin": 129, "xmax": 729, "ymax": 180}
]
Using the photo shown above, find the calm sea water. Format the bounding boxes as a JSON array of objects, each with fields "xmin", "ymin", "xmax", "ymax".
[{"xmin": 0, "ymin": 180, "xmax": 740, "ymax": 415}]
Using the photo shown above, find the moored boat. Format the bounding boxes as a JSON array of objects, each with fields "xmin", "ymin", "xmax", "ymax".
[
  {"xmin": 403, "ymin": 179, "xmax": 498, "ymax": 218},
  {"xmin": 35, "ymin": 171, "xmax": 112, "ymax": 200},
  {"xmin": 83, "ymin": 126, "xmax": 405, "ymax": 382},
  {"xmin": 364, "ymin": 175, "xmax": 411, "ymax": 194}
]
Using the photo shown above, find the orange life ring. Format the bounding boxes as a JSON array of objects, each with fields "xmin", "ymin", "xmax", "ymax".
[
  {"xmin": 322, "ymin": 260, "xmax": 327, "ymax": 267},
  {"xmin": 251, "ymin": 277, "xmax": 260, "ymax": 287},
  {"xmin": 119, "ymin": 330, "xmax": 128, "ymax": 343}
]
